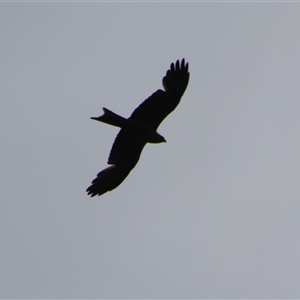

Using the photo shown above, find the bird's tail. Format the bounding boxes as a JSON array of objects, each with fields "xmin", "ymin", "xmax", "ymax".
[{"xmin": 91, "ymin": 108, "xmax": 127, "ymax": 128}]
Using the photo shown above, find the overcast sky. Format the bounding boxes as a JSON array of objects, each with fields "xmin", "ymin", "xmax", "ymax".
[{"xmin": 1, "ymin": 2, "xmax": 300, "ymax": 299}]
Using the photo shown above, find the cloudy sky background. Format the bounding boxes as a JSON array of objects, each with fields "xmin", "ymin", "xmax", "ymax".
[{"xmin": 1, "ymin": 3, "xmax": 300, "ymax": 298}]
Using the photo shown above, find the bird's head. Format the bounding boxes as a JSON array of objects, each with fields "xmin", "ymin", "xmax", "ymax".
[{"xmin": 155, "ymin": 132, "xmax": 166, "ymax": 143}]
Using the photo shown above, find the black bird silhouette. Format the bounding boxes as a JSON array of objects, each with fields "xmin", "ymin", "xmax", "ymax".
[{"xmin": 87, "ymin": 59, "xmax": 189, "ymax": 197}]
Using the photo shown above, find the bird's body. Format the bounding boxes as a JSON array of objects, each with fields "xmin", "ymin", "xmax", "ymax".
[
  {"xmin": 92, "ymin": 108, "xmax": 166, "ymax": 144},
  {"xmin": 87, "ymin": 59, "xmax": 189, "ymax": 197}
]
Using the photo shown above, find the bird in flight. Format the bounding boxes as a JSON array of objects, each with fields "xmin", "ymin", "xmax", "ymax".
[{"xmin": 87, "ymin": 59, "xmax": 189, "ymax": 197}]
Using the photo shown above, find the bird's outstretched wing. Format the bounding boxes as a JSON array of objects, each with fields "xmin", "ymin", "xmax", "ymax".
[
  {"xmin": 107, "ymin": 130, "xmax": 146, "ymax": 166},
  {"xmin": 129, "ymin": 59, "xmax": 189, "ymax": 129},
  {"xmin": 87, "ymin": 132, "xmax": 146, "ymax": 197},
  {"xmin": 86, "ymin": 165, "xmax": 132, "ymax": 197}
]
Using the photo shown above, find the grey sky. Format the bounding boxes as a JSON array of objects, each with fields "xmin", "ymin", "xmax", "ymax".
[{"xmin": 1, "ymin": 3, "xmax": 300, "ymax": 298}]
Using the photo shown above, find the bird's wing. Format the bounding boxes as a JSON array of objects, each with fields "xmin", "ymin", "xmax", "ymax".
[
  {"xmin": 107, "ymin": 129, "xmax": 147, "ymax": 166},
  {"xmin": 86, "ymin": 131, "xmax": 146, "ymax": 197},
  {"xmin": 129, "ymin": 59, "xmax": 189, "ymax": 129},
  {"xmin": 86, "ymin": 165, "xmax": 132, "ymax": 197}
]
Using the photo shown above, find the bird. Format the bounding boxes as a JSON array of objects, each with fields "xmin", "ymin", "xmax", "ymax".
[{"xmin": 86, "ymin": 59, "xmax": 189, "ymax": 197}]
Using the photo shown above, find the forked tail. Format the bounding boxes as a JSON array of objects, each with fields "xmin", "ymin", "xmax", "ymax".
[{"xmin": 91, "ymin": 108, "xmax": 127, "ymax": 128}]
